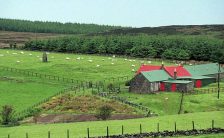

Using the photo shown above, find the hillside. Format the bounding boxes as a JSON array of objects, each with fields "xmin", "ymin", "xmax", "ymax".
[
  {"xmin": 0, "ymin": 18, "xmax": 122, "ymax": 34},
  {"xmin": 0, "ymin": 31, "xmax": 67, "ymax": 48},
  {"xmin": 94, "ymin": 25, "xmax": 224, "ymax": 39}
]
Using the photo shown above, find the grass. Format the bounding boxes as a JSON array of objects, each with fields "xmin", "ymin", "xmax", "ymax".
[
  {"xmin": 182, "ymin": 93, "xmax": 224, "ymax": 113},
  {"xmin": 0, "ymin": 111, "xmax": 223, "ymax": 138},
  {"xmin": 117, "ymin": 90, "xmax": 181, "ymax": 115},
  {"xmin": 0, "ymin": 70, "xmax": 67, "ymax": 113},
  {"xmin": 0, "ymin": 49, "xmax": 171, "ymax": 82}
]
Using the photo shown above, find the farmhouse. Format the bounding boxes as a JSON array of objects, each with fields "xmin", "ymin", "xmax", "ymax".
[{"xmin": 129, "ymin": 63, "xmax": 224, "ymax": 93}]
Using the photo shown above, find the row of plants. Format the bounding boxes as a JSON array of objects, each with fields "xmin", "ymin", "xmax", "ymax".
[{"xmin": 23, "ymin": 35, "xmax": 224, "ymax": 63}]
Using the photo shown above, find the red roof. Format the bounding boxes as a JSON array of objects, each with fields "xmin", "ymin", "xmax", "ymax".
[
  {"xmin": 164, "ymin": 66, "xmax": 191, "ymax": 77},
  {"xmin": 136, "ymin": 65, "xmax": 161, "ymax": 74}
]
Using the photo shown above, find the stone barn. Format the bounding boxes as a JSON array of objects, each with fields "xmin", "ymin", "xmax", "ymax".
[{"xmin": 129, "ymin": 70, "xmax": 170, "ymax": 93}]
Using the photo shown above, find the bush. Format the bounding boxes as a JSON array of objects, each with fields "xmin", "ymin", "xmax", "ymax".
[
  {"xmin": 95, "ymin": 105, "xmax": 114, "ymax": 120},
  {"xmin": 0, "ymin": 105, "xmax": 17, "ymax": 125}
]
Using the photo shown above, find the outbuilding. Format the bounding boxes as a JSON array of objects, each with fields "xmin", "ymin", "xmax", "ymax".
[{"xmin": 129, "ymin": 70, "xmax": 170, "ymax": 93}]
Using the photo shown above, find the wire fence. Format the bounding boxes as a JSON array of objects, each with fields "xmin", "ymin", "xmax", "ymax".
[{"xmin": 186, "ymin": 87, "xmax": 224, "ymax": 95}]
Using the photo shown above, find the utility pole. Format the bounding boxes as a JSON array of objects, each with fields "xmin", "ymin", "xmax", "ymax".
[{"xmin": 218, "ymin": 63, "xmax": 221, "ymax": 99}]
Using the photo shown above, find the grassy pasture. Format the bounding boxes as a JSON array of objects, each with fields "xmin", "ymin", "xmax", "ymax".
[
  {"xmin": 0, "ymin": 111, "xmax": 223, "ymax": 138},
  {"xmin": 0, "ymin": 49, "xmax": 171, "ymax": 82},
  {"xmin": 0, "ymin": 70, "xmax": 67, "ymax": 113}
]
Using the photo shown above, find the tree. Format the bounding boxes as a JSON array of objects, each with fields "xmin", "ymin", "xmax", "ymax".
[
  {"xmin": 95, "ymin": 105, "xmax": 114, "ymax": 120},
  {"xmin": 1, "ymin": 105, "xmax": 15, "ymax": 125},
  {"xmin": 210, "ymin": 48, "xmax": 224, "ymax": 64},
  {"xmin": 176, "ymin": 49, "xmax": 190, "ymax": 60}
]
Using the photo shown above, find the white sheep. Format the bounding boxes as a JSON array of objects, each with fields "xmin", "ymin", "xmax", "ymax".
[
  {"xmin": 96, "ymin": 65, "xmax": 100, "ymax": 67},
  {"xmin": 66, "ymin": 57, "xmax": 70, "ymax": 60}
]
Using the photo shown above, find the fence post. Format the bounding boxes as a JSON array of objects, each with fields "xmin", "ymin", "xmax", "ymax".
[
  {"xmin": 48, "ymin": 131, "xmax": 50, "ymax": 138},
  {"xmin": 192, "ymin": 121, "xmax": 195, "ymax": 130},
  {"xmin": 140, "ymin": 124, "xmax": 142, "ymax": 134},
  {"xmin": 87, "ymin": 128, "xmax": 90, "ymax": 138},
  {"xmin": 8, "ymin": 134, "xmax": 10, "ymax": 138},
  {"xmin": 212, "ymin": 120, "xmax": 214, "ymax": 129},
  {"xmin": 67, "ymin": 129, "xmax": 69, "ymax": 138},
  {"xmin": 26, "ymin": 133, "xmax": 28, "ymax": 138},
  {"xmin": 157, "ymin": 123, "xmax": 160, "ymax": 132},
  {"xmin": 174, "ymin": 122, "xmax": 177, "ymax": 132},
  {"xmin": 106, "ymin": 126, "xmax": 109, "ymax": 138},
  {"xmin": 122, "ymin": 125, "xmax": 124, "ymax": 135}
]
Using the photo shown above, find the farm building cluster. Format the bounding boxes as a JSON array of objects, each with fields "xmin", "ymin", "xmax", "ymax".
[{"xmin": 129, "ymin": 63, "xmax": 224, "ymax": 93}]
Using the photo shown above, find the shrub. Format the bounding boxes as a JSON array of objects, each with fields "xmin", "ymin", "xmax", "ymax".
[
  {"xmin": 95, "ymin": 105, "xmax": 114, "ymax": 120},
  {"xmin": 0, "ymin": 105, "xmax": 17, "ymax": 125}
]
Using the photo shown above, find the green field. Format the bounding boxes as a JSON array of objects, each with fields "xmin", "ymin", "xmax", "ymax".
[
  {"xmin": 0, "ymin": 49, "xmax": 224, "ymax": 137},
  {"xmin": 0, "ymin": 111, "xmax": 223, "ymax": 138},
  {"xmin": 0, "ymin": 70, "xmax": 68, "ymax": 113},
  {"xmin": 0, "ymin": 49, "xmax": 171, "ymax": 82}
]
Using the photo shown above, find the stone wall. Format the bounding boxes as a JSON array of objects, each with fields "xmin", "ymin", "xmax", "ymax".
[{"xmin": 129, "ymin": 74, "xmax": 159, "ymax": 93}]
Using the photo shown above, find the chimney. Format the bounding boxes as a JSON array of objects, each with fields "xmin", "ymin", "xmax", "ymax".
[
  {"xmin": 174, "ymin": 68, "xmax": 177, "ymax": 79},
  {"xmin": 161, "ymin": 61, "xmax": 164, "ymax": 69}
]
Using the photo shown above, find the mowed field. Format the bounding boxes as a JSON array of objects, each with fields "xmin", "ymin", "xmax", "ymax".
[{"xmin": 0, "ymin": 111, "xmax": 223, "ymax": 138}]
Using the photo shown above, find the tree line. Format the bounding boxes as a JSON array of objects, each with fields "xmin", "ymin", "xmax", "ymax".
[
  {"xmin": 23, "ymin": 34, "xmax": 224, "ymax": 63},
  {"xmin": 0, "ymin": 18, "xmax": 122, "ymax": 34}
]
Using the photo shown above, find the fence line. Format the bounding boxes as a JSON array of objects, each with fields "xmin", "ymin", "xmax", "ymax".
[
  {"xmin": 0, "ymin": 65, "xmax": 129, "ymax": 87},
  {"xmin": 3, "ymin": 120, "xmax": 224, "ymax": 138},
  {"xmin": 178, "ymin": 92, "xmax": 184, "ymax": 114},
  {"xmin": 186, "ymin": 87, "xmax": 224, "ymax": 95},
  {"xmin": 97, "ymin": 92, "xmax": 156, "ymax": 117}
]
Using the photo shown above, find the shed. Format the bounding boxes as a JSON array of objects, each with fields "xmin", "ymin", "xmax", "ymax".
[
  {"xmin": 177, "ymin": 76, "xmax": 216, "ymax": 88},
  {"xmin": 129, "ymin": 70, "xmax": 171, "ymax": 93},
  {"xmin": 162, "ymin": 80, "xmax": 194, "ymax": 92}
]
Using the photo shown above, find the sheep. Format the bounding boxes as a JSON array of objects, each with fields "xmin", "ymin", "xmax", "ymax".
[
  {"xmin": 66, "ymin": 57, "xmax": 70, "ymax": 60},
  {"xmin": 29, "ymin": 53, "xmax": 32, "ymax": 56},
  {"xmin": 111, "ymin": 63, "xmax": 114, "ymax": 65},
  {"xmin": 0, "ymin": 54, "xmax": 4, "ymax": 57},
  {"xmin": 148, "ymin": 61, "xmax": 151, "ymax": 64},
  {"xmin": 131, "ymin": 64, "xmax": 136, "ymax": 67},
  {"xmin": 20, "ymin": 51, "xmax": 24, "ymax": 54},
  {"xmin": 12, "ymin": 53, "xmax": 18, "ymax": 55},
  {"xmin": 132, "ymin": 69, "xmax": 135, "ymax": 72},
  {"xmin": 16, "ymin": 61, "xmax": 20, "ymax": 63},
  {"xmin": 96, "ymin": 65, "xmax": 100, "ymax": 67},
  {"xmin": 88, "ymin": 59, "xmax": 93, "ymax": 62}
]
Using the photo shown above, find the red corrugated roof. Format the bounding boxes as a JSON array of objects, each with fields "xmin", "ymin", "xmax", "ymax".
[
  {"xmin": 136, "ymin": 65, "xmax": 161, "ymax": 74},
  {"xmin": 164, "ymin": 66, "xmax": 191, "ymax": 77}
]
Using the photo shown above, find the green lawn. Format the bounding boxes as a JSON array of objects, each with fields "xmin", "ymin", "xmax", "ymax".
[{"xmin": 0, "ymin": 111, "xmax": 223, "ymax": 138}]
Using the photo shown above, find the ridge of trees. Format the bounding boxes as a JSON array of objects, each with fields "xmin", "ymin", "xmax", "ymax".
[
  {"xmin": 0, "ymin": 18, "xmax": 122, "ymax": 34},
  {"xmin": 23, "ymin": 34, "xmax": 224, "ymax": 63}
]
